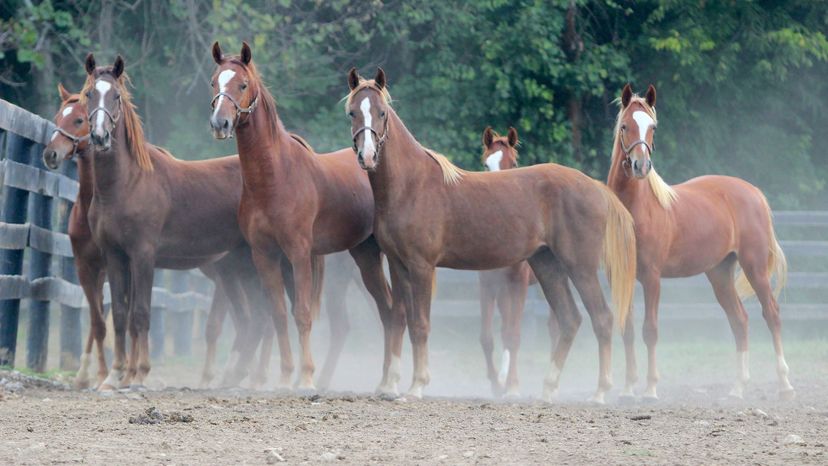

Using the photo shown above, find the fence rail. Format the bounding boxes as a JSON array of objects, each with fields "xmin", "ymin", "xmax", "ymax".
[{"xmin": 0, "ymin": 98, "xmax": 213, "ymax": 371}]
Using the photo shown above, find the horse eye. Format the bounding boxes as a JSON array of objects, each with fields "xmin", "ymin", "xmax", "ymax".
[
  {"xmin": 621, "ymin": 124, "xmax": 627, "ymax": 131},
  {"xmin": 348, "ymin": 111, "xmax": 355, "ymax": 118},
  {"xmin": 85, "ymin": 92, "xmax": 92, "ymax": 98},
  {"xmin": 74, "ymin": 118, "xmax": 83, "ymax": 125},
  {"xmin": 241, "ymin": 83, "xmax": 247, "ymax": 91},
  {"xmin": 380, "ymin": 111, "xmax": 386, "ymax": 118}
]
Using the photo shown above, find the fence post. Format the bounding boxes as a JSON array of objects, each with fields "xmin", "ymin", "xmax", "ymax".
[
  {"xmin": 26, "ymin": 141, "xmax": 53, "ymax": 372},
  {"xmin": 171, "ymin": 271, "xmax": 193, "ymax": 357},
  {"xmin": 58, "ymin": 158, "xmax": 81, "ymax": 370},
  {"xmin": 149, "ymin": 271, "xmax": 165, "ymax": 361},
  {"xmin": 0, "ymin": 132, "xmax": 33, "ymax": 367}
]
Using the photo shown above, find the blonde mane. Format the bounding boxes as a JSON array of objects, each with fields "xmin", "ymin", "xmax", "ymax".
[
  {"xmin": 612, "ymin": 95, "xmax": 677, "ymax": 208},
  {"xmin": 345, "ymin": 78, "xmax": 463, "ymax": 185},
  {"xmin": 82, "ymin": 71, "xmax": 153, "ymax": 171}
]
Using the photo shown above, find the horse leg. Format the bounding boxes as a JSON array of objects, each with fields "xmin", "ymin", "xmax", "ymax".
[
  {"xmin": 100, "ymin": 253, "xmax": 130, "ymax": 391},
  {"xmin": 201, "ymin": 280, "xmax": 229, "ymax": 388},
  {"xmin": 528, "ymin": 250, "xmax": 581, "ymax": 402},
  {"xmin": 127, "ymin": 252, "xmax": 155, "ymax": 388},
  {"xmin": 739, "ymin": 250, "xmax": 795, "ymax": 399},
  {"xmin": 218, "ymin": 273, "xmax": 257, "ymax": 387},
  {"xmin": 619, "ymin": 304, "xmax": 638, "ymax": 401},
  {"xmin": 501, "ymin": 269, "xmax": 528, "ymax": 398},
  {"xmin": 284, "ymin": 249, "xmax": 318, "ymax": 391},
  {"xmin": 251, "ymin": 306, "xmax": 275, "ymax": 390},
  {"xmin": 640, "ymin": 272, "xmax": 662, "ymax": 401},
  {"xmin": 316, "ymin": 255, "xmax": 352, "ymax": 392},
  {"xmin": 706, "ymin": 255, "xmax": 751, "ymax": 398},
  {"xmin": 478, "ymin": 275, "xmax": 501, "ymax": 397},
  {"xmin": 252, "ymin": 251, "xmax": 293, "ymax": 389},
  {"xmin": 379, "ymin": 257, "xmax": 409, "ymax": 397},
  {"xmin": 568, "ymin": 266, "xmax": 614, "ymax": 404},
  {"xmin": 74, "ymin": 261, "xmax": 106, "ymax": 390},
  {"xmin": 405, "ymin": 263, "xmax": 435, "ymax": 399}
]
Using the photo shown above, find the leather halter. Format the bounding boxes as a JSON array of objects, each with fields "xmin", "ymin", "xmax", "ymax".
[
  {"xmin": 351, "ymin": 116, "xmax": 388, "ymax": 154},
  {"xmin": 89, "ymin": 94, "xmax": 121, "ymax": 128},
  {"xmin": 619, "ymin": 128, "xmax": 654, "ymax": 177},
  {"xmin": 52, "ymin": 127, "xmax": 90, "ymax": 159},
  {"xmin": 211, "ymin": 90, "xmax": 259, "ymax": 133}
]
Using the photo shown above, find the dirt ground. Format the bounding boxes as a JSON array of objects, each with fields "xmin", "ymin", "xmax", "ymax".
[{"xmin": 1, "ymin": 370, "xmax": 827, "ymax": 465}]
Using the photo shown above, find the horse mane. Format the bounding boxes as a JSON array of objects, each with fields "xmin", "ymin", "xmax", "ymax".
[
  {"xmin": 221, "ymin": 57, "xmax": 282, "ymax": 144},
  {"xmin": 82, "ymin": 70, "xmax": 153, "ymax": 171},
  {"xmin": 289, "ymin": 133, "xmax": 313, "ymax": 152},
  {"xmin": 345, "ymin": 78, "xmax": 464, "ymax": 185},
  {"xmin": 612, "ymin": 95, "xmax": 677, "ymax": 209}
]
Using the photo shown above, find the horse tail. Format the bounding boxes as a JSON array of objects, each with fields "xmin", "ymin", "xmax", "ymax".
[
  {"xmin": 596, "ymin": 181, "xmax": 637, "ymax": 329},
  {"xmin": 735, "ymin": 195, "xmax": 788, "ymax": 300},
  {"xmin": 310, "ymin": 254, "xmax": 325, "ymax": 320}
]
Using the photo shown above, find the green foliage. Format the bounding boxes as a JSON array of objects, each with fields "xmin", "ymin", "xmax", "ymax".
[{"xmin": 1, "ymin": 0, "xmax": 826, "ymax": 207}]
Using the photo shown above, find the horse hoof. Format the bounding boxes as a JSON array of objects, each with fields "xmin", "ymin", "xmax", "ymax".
[
  {"xmin": 296, "ymin": 386, "xmax": 317, "ymax": 397},
  {"xmin": 129, "ymin": 384, "xmax": 148, "ymax": 392},
  {"xmin": 617, "ymin": 394, "xmax": 637, "ymax": 406},
  {"xmin": 778, "ymin": 388, "xmax": 796, "ymax": 401},
  {"xmin": 406, "ymin": 386, "xmax": 424, "ymax": 400},
  {"xmin": 641, "ymin": 394, "xmax": 659, "ymax": 404},
  {"xmin": 73, "ymin": 378, "xmax": 91, "ymax": 391},
  {"xmin": 98, "ymin": 383, "xmax": 118, "ymax": 393},
  {"xmin": 541, "ymin": 388, "xmax": 558, "ymax": 404},
  {"xmin": 503, "ymin": 390, "xmax": 522, "ymax": 401}
]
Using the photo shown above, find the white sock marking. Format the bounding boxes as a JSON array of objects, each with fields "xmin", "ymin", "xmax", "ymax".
[
  {"xmin": 485, "ymin": 150, "xmax": 503, "ymax": 171},
  {"xmin": 498, "ymin": 349, "xmax": 510, "ymax": 384}
]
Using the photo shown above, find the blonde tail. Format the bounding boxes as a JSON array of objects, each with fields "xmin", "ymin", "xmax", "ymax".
[
  {"xmin": 735, "ymin": 198, "xmax": 788, "ymax": 300},
  {"xmin": 597, "ymin": 182, "xmax": 637, "ymax": 329}
]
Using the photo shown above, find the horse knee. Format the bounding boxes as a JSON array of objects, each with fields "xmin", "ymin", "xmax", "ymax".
[
  {"xmin": 556, "ymin": 312, "xmax": 581, "ymax": 341},
  {"xmin": 590, "ymin": 308, "xmax": 613, "ymax": 340}
]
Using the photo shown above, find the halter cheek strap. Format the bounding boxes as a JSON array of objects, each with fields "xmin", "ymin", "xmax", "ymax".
[
  {"xmin": 351, "ymin": 116, "xmax": 389, "ymax": 153},
  {"xmin": 89, "ymin": 95, "xmax": 121, "ymax": 128},
  {"xmin": 619, "ymin": 130, "xmax": 655, "ymax": 177},
  {"xmin": 210, "ymin": 91, "xmax": 259, "ymax": 133},
  {"xmin": 52, "ymin": 127, "xmax": 90, "ymax": 159}
]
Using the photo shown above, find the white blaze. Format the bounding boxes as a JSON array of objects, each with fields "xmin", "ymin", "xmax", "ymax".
[
  {"xmin": 94, "ymin": 81, "xmax": 112, "ymax": 132},
  {"xmin": 50, "ymin": 132, "xmax": 58, "ymax": 141},
  {"xmin": 632, "ymin": 110, "xmax": 654, "ymax": 155},
  {"xmin": 485, "ymin": 150, "xmax": 503, "ymax": 171},
  {"xmin": 62, "ymin": 106, "xmax": 73, "ymax": 118},
  {"xmin": 212, "ymin": 69, "xmax": 236, "ymax": 120},
  {"xmin": 359, "ymin": 97, "xmax": 375, "ymax": 156}
]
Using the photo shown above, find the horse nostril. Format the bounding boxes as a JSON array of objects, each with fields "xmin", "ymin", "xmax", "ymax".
[
  {"xmin": 646, "ymin": 160, "xmax": 652, "ymax": 171},
  {"xmin": 223, "ymin": 119, "xmax": 230, "ymax": 130}
]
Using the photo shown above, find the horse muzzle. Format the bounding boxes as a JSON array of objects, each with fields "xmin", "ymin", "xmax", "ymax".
[
  {"xmin": 42, "ymin": 148, "xmax": 61, "ymax": 170},
  {"xmin": 357, "ymin": 149, "xmax": 378, "ymax": 171},
  {"xmin": 90, "ymin": 129, "xmax": 111, "ymax": 150},
  {"xmin": 632, "ymin": 158, "xmax": 652, "ymax": 179},
  {"xmin": 210, "ymin": 115, "xmax": 234, "ymax": 140}
]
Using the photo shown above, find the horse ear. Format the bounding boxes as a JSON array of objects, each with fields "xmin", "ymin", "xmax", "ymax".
[
  {"xmin": 112, "ymin": 55, "xmax": 125, "ymax": 79},
  {"xmin": 58, "ymin": 83, "xmax": 71, "ymax": 102},
  {"xmin": 621, "ymin": 83, "xmax": 633, "ymax": 108},
  {"xmin": 507, "ymin": 127, "xmax": 519, "ymax": 147},
  {"xmin": 240, "ymin": 41, "xmax": 252, "ymax": 65},
  {"xmin": 482, "ymin": 126, "xmax": 494, "ymax": 147},
  {"xmin": 645, "ymin": 84, "xmax": 657, "ymax": 108},
  {"xmin": 374, "ymin": 67, "xmax": 386, "ymax": 90},
  {"xmin": 212, "ymin": 41, "xmax": 223, "ymax": 64},
  {"xmin": 348, "ymin": 67, "xmax": 360, "ymax": 91},
  {"xmin": 85, "ymin": 53, "xmax": 96, "ymax": 75}
]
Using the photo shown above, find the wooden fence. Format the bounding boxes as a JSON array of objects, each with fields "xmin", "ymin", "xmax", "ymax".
[{"xmin": 0, "ymin": 98, "xmax": 213, "ymax": 372}]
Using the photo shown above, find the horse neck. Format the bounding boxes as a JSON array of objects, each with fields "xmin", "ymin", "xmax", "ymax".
[
  {"xmin": 75, "ymin": 150, "xmax": 95, "ymax": 209},
  {"xmin": 234, "ymin": 98, "xmax": 291, "ymax": 192},
  {"xmin": 607, "ymin": 143, "xmax": 657, "ymax": 212},
  {"xmin": 91, "ymin": 120, "xmax": 143, "ymax": 203},
  {"xmin": 370, "ymin": 110, "xmax": 429, "ymax": 205}
]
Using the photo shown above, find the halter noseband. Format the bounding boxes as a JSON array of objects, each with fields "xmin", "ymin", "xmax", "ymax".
[
  {"xmin": 88, "ymin": 92, "xmax": 121, "ymax": 128},
  {"xmin": 351, "ymin": 116, "xmax": 388, "ymax": 154},
  {"xmin": 52, "ymin": 127, "xmax": 90, "ymax": 159},
  {"xmin": 211, "ymin": 91, "xmax": 259, "ymax": 133},
  {"xmin": 619, "ymin": 128, "xmax": 655, "ymax": 177}
]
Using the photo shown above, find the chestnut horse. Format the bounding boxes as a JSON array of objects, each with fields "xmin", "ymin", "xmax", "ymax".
[
  {"xmin": 208, "ymin": 42, "xmax": 395, "ymax": 392},
  {"xmin": 346, "ymin": 68, "xmax": 637, "ymax": 402},
  {"xmin": 478, "ymin": 126, "xmax": 558, "ymax": 398},
  {"xmin": 80, "ymin": 54, "xmax": 278, "ymax": 389},
  {"xmin": 43, "ymin": 86, "xmax": 278, "ymax": 390},
  {"xmin": 607, "ymin": 84, "xmax": 793, "ymax": 401}
]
